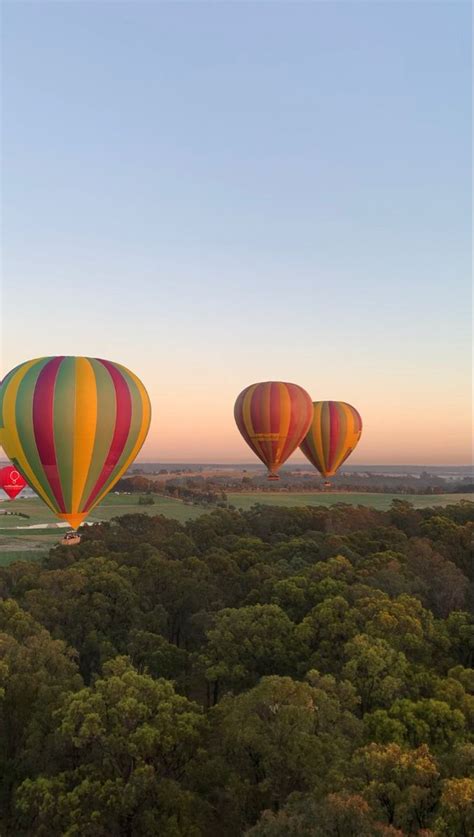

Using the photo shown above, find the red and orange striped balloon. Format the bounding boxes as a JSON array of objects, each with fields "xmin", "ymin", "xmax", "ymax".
[
  {"xmin": 299, "ymin": 400, "xmax": 362, "ymax": 478},
  {"xmin": 234, "ymin": 381, "xmax": 313, "ymax": 479},
  {"xmin": 0, "ymin": 357, "xmax": 151, "ymax": 528}
]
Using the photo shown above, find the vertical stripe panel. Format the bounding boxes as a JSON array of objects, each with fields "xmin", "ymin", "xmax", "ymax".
[
  {"xmin": 86, "ymin": 377, "xmax": 151, "ymax": 512},
  {"xmin": 275, "ymin": 382, "xmax": 292, "ymax": 465},
  {"xmin": 72, "ymin": 358, "xmax": 98, "ymax": 513},
  {"xmin": 310, "ymin": 402, "xmax": 326, "ymax": 474},
  {"xmin": 3, "ymin": 359, "xmax": 59, "ymax": 511},
  {"xmin": 83, "ymin": 359, "xmax": 132, "ymax": 510},
  {"xmin": 33, "ymin": 357, "xmax": 66, "ymax": 512},
  {"xmin": 14, "ymin": 358, "xmax": 59, "ymax": 508},
  {"xmin": 331, "ymin": 403, "xmax": 350, "ymax": 472},
  {"xmin": 78, "ymin": 360, "xmax": 116, "ymax": 506},
  {"xmin": 327, "ymin": 401, "xmax": 341, "ymax": 474},
  {"xmin": 0, "ymin": 364, "xmax": 24, "ymax": 432},
  {"xmin": 244, "ymin": 386, "xmax": 265, "ymax": 463},
  {"xmin": 320, "ymin": 402, "xmax": 331, "ymax": 474},
  {"xmin": 261, "ymin": 382, "xmax": 273, "ymax": 468},
  {"xmin": 53, "ymin": 357, "xmax": 76, "ymax": 512},
  {"xmin": 85, "ymin": 364, "xmax": 145, "ymax": 511}
]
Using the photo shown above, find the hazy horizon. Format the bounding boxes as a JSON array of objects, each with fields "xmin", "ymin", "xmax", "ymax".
[{"xmin": 1, "ymin": 456, "xmax": 471, "ymax": 470}]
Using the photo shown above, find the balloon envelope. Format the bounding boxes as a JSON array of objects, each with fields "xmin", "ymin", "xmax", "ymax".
[
  {"xmin": 299, "ymin": 400, "xmax": 362, "ymax": 478},
  {"xmin": 234, "ymin": 381, "xmax": 313, "ymax": 478},
  {"xmin": 0, "ymin": 465, "xmax": 27, "ymax": 499},
  {"xmin": 0, "ymin": 356, "xmax": 151, "ymax": 527}
]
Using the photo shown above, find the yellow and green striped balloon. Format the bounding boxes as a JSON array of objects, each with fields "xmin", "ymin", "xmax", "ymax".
[
  {"xmin": 299, "ymin": 400, "xmax": 362, "ymax": 478},
  {"xmin": 0, "ymin": 356, "xmax": 151, "ymax": 528}
]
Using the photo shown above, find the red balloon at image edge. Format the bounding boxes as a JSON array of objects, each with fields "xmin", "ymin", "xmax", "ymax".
[{"xmin": 0, "ymin": 466, "xmax": 27, "ymax": 500}]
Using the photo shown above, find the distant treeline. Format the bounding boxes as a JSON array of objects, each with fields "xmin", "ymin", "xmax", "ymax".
[
  {"xmin": 119, "ymin": 472, "xmax": 473, "ymax": 496},
  {"xmin": 0, "ymin": 498, "xmax": 473, "ymax": 835},
  {"xmin": 116, "ymin": 475, "xmax": 228, "ymax": 507}
]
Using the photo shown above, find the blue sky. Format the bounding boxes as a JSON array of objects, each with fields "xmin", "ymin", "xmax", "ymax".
[{"xmin": 1, "ymin": 1, "xmax": 471, "ymax": 463}]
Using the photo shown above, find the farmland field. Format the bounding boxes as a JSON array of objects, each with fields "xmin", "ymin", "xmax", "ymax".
[
  {"xmin": 0, "ymin": 491, "xmax": 471, "ymax": 565},
  {"xmin": 227, "ymin": 491, "xmax": 473, "ymax": 511}
]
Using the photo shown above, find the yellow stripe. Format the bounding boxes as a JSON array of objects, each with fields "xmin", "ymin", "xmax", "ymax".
[
  {"xmin": 350, "ymin": 405, "xmax": 363, "ymax": 442},
  {"xmin": 332, "ymin": 403, "xmax": 362, "ymax": 472},
  {"xmin": 332, "ymin": 402, "xmax": 349, "ymax": 472},
  {"xmin": 1, "ymin": 359, "xmax": 58, "ymax": 514},
  {"xmin": 312, "ymin": 402, "xmax": 327, "ymax": 475},
  {"xmin": 262, "ymin": 382, "xmax": 272, "ymax": 465},
  {"xmin": 72, "ymin": 358, "xmax": 98, "ymax": 514},
  {"xmin": 88, "ymin": 370, "xmax": 151, "ymax": 512},
  {"xmin": 344, "ymin": 404, "xmax": 360, "ymax": 449}
]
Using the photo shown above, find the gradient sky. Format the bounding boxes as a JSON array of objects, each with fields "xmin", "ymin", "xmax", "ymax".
[{"xmin": 1, "ymin": 1, "xmax": 471, "ymax": 464}]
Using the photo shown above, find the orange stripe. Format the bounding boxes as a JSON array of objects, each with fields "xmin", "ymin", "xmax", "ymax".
[
  {"xmin": 262, "ymin": 382, "xmax": 273, "ymax": 467},
  {"xmin": 243, "ymin": 385, "xmax": 265, "ymax": 462},
  {"xmin": 72, "ymin": 358, "xmax": 98, "ymax": 513},
  {"xmin": 242, "ymin": 386, "xmax": 255, "ymax": 438}
]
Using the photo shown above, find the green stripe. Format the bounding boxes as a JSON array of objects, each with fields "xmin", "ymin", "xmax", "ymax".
[
  {"xmin": 321, "ymin": 402, "xmax": 331, "ymax": 472},
  {"xmin": 0, "ymin": 364, "xmax": 24, "ymax": 430},
  {"xmin": 333, "ymin": 403, "xmax": 348, "ymax": 468},
  {"xmin": 309, "ymin": 434, "xmax": 322, "ymax": 473},
  {"xmin": 53, "ymin": 357, "xmax": 76, "ymax": 512},
  {"xmin": 15, "ymin": 358, "xmax": 59, "ymax": 510},
  {"xmin": 78, "ymin": 359, "xmax": 116, "ymax": 509},
  {"xmin": 89, "ymin": 365, "xmax": 144, "ymax": 508}
]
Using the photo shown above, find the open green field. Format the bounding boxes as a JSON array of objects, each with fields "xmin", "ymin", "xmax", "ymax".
[
  {"xmin": 227, "ymin": 492, "xmax": 473, "ymax": 512},
  {"xmin": 0, "ymin": 493, "xmax": 203, "ymax": 532},
  {"xmin": 0, "ymin": 492, "xmax": 471, "ymax": 565}
]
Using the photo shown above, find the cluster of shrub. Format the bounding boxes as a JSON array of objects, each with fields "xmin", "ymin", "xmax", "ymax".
[
  {"xmin": 117, "ymin": 475, "xmax": 228, "ymax": 508},
  {"xmin": 234, "ymin": 472, "xmax": 472, "ymax": 495},
  {"xmin": 0, "ymin": 499, "xmax": 473, "ymax": 835}
]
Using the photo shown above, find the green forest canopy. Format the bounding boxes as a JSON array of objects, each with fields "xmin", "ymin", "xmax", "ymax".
[{"xmin": 0, "ymin": 499, "xmax": 473, "ymax": 835}]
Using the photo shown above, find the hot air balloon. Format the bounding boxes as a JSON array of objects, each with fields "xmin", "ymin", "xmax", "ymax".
[
  {"xmin": 0, "ymin": 465, "xmax": 27, "ymax": 499},
  {"xmin": 0, "ymin": 356, "xmax": 151, "ymax": 528},
  {"xmin": 299, "ymin": 400, "xmax": 362, "ymax": 479},
  {"xmin": 234, "ymin": 381, "xmax": 313, "ymax": 479}
]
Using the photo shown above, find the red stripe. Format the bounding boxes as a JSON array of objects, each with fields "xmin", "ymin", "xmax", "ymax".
[
  {"xmin": 327, "ymin": 401, "xmax": 340, "ymax": 472},
  {"xmin": 270, "ymin": 382, "xmax": 280, "ymax": 434},
  {"xmin": 83, "ymin": 360, "xmax": 132, "ymax": 511},
  {"xmin": 33, "ymin": 357, "xmax": 66, "ymax": 512},
  {"xmin": 269, "ymin": 382, "xmax": 280, "ymax": 466},
  {"xmin": 280, "ymin": 384, "xmax": 310, "ymax": 462}
]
